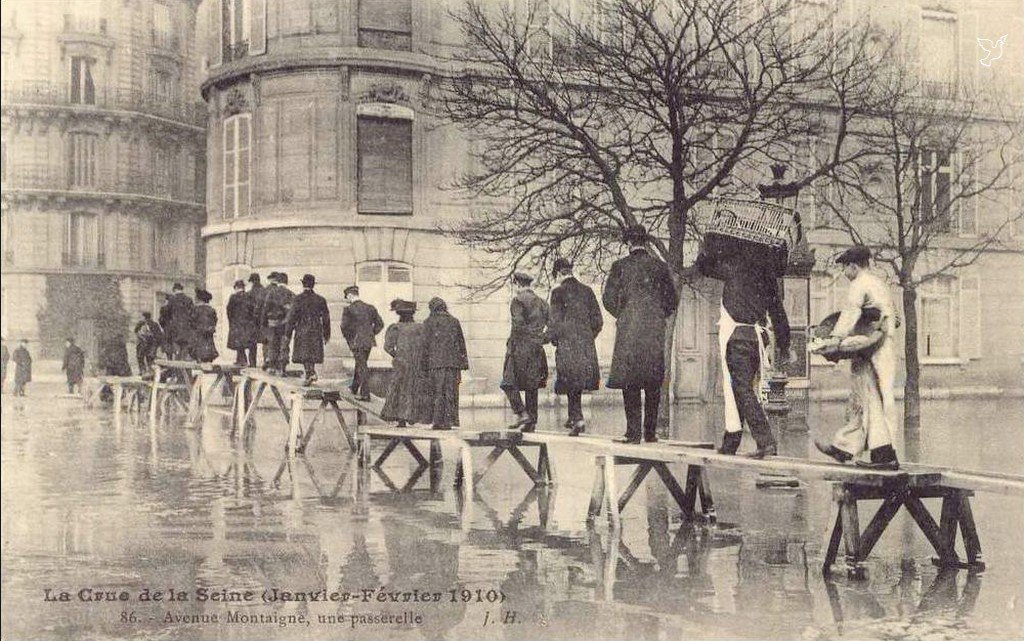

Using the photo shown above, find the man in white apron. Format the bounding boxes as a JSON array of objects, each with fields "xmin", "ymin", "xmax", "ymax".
[
  {"xmin": 697, "ymin": 248, "xmax": 790, "ymax": 458},
  {"xmin": 814, "ymin": 246, "xmax": 900, "ymax": 469}
]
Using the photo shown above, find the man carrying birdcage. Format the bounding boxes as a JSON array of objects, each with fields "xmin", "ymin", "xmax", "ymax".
[{"xmin": 695, "ymin": 199, "xmax": 793, "ymax": 459}]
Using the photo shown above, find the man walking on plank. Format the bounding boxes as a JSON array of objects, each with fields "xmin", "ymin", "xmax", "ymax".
[
  {"xmin": 602, "ymin": 224, "xmax": 678, "ymax": 444},
  {"xmin": 695, "ymin": 241, "xmax": 789, "ymax": 459},
  {"xmin": 286, "ymin": 274, "xmax": 331, "ymax": 385},
  {"xmin": 162, "ymin": 283, "xmax": 194, "ymax": 359},
  {"xmin": 190, "ymin": 289, "xmax": 219, "ymax": 363},
  {"xmin": 422, "ymin": 297, "xmax": 469, "ymax": 430},
  {"xmin": 548, "ymin": 258, "xmax": 603, "ymax": 436},
  {"xmin": 134, "ymin": 311, "xmax": 162, "ymax": 374},
  {"xmin": 341, "ymin": 285, "xmax": 383, "ymax": 401},
  {"xmin": 247, "ymin": 273, "xmax": 268, "ymax": 367},
  {"xmin": 502, "ymin": 272, "xmax": 549, "ymax": 432},
  {"xmin": 813, "ymin": 246, "xmax": 900, "ymax": 470},
  {"xmin": 227, "ymin": 279, "xmax": 258, "ymax": 367},
  {"xmin": 261, "ymin": 272, "xmax": 295, "ymax": 375}
]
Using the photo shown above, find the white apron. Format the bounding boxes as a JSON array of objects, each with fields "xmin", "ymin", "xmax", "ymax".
[{"xmin": 718, "ymin": 304, "xmax": 772, "ymax": 433}]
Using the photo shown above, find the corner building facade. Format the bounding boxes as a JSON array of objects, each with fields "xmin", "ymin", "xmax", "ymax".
[
  {"xmin": 200, "ymin": 0, "xmax": 519, "ymax": 388},
  {"xmin": 1, "ymin": 0, "xmax": 206, "ymax": 362}
]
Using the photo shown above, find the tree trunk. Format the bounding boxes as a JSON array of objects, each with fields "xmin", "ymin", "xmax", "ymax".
[{"xmin": 901, "ymin": 285, "xmax": 921, "ymax": 433}]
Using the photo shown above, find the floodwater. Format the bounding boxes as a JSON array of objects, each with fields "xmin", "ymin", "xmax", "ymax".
[{"xmin": 2, "ymin": 385, "xmax": 1023, "ymax": 641}]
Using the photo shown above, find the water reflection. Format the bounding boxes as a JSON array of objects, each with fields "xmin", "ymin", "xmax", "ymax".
[{"xmin": 2, "ymin": 395, "xmax": 1022, "ymax": 641}]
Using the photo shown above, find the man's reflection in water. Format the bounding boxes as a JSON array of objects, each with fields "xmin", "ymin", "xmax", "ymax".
[{"xmin": 382, "ymin": 517, "xmax": 466, "ymax": 641}]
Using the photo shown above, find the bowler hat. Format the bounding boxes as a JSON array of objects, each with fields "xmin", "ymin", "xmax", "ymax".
[
  {"xmin": 277, "ymin": 272, "xmax": 289, "ymax": 284},
  {"xmin": 344, "ymin": 285, "xmax": 360, "ymax": 296},
  {"xmin": 552, "ymin": 257, "xmax": 573, "ymax": 276},
  {"xmin": 623, "ymin": 224, "xmax": 648, "ymax": 245},
  {"xmin": 267, "ymin": 272, "xmax": 281, "ymax": 282},
  {"xmin": 301, "ymin": 274, "xmax": 316, "ymax": 288},
  {"xmin": 233, "ymin": 279, "xmax": 245, "ymax": 289},
  {"xmin": 172, "ymin": 282, "xmax": 184, "ymax": 291},
  {"xmin": 512, "ymin": 272, "xmax": 534, "ymax": 286},
  {"xmin": 196, "ymin": 289, "xmax": 213, "ymax": 303},
  {"xmin": 248, "ymin": 273, "xmax": 261, "ymax": 284},
  {"xmin": 836, "ymin": 245, "xmax": 872, "ymax": 266}
]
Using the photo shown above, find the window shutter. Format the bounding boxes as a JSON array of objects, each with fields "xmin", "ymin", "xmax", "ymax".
[
  {"xmin": 358, "ymin": 117, "xmax": 413, "ymax": 214},
  {"xmin": 959, "ymin": 271, "xmax": 981, "ymax": 359},
  {"xmin": 359, "ymin": 0, "xmax": 412, "ymax": 32},
  {"xmin": 211, "ymin": 0, "xmax": 222, "ymax": 67},
  {"xmin": 250, "ymin": 0, "xmax": 267, "ymax": 55}
]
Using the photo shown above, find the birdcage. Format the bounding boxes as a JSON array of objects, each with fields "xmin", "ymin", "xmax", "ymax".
[{"xmin": 705, "ymin": 197, "xmax": 799, "ymax": 253}]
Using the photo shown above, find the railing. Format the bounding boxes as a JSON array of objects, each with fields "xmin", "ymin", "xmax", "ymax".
[
  {"xmin": 63, "ymin": 13, "xmax": 107, "ymax": 36},
  {"xmin": 62, "ymin": 251, "xmax": 106, "ymax": 268},
  {"xmin": 1, "ymin": 81, "xmax": 207, "ymax": 128},
  {"xmin": 3, "ymin": 162, "xmax": 203, "ymax": 204}
]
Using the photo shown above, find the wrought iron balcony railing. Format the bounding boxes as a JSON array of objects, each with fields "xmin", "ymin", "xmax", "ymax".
[
  {"xmin": 63, "ymin": 14, "xmax": 108, "ymax": 36},
  {"xmin": 1, "ymin": 81, "xmax": 207, "ymax": 128},
  {"xmin": 2, "ymin": 162, "xmax": 203, "ymax": 204}
]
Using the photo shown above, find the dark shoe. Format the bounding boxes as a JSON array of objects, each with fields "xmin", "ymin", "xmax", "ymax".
[
  {"xmin": 349, "ymin": 384, "xmax": 359, "ymax": 395},
  {"xmin": 520, "ymin": 422, "xmax": 537, "ymax": 433},
  {"xmin": 431, "ymin": 425, "xmax": 452, "ymax": 431},
  {"xmin": 507, "ymin": 413, "xmax": 532, "ymax": 429},
  {"xmin": 855, "ymin": 459, "xmax": 900, "ymax": 470},
  {"xmin": 744, "ymin": 444, "xmax": 778, "ymax": 459},
  {"xmin": 357, "ymin": 394, "xmax": 372, "ymax": 402},
  {"xmin": 644, "ymin": 434, "xmax": 658, "ymax": 444},
  {"xmin": 857, "ymin": 445, "xmax": 899, "ymax": 470},
  {"xmin": 717, "ymin": 431, "xmax": 742, "ymax": 455},
  {"xmin": 616, "ymin": 435, "xmax": 642, "ymax": 444},
  {"xmin": 814, "ymin": 438, "xmax": 853, "ymax": 463},
  {"xmin": 568, "ymin": 420, "xmax": 586, "ymax": 436}
]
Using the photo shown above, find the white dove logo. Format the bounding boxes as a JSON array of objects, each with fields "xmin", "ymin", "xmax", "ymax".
[{"xmin": 977, "ymin": 34, "xmax": 1008, "ymax": 67}]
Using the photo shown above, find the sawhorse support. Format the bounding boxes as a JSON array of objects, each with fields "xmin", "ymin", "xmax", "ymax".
[
  {"xmin": 587, "ymin": 452, "xmax": 716, "ymax": 529},
  {"xmin": 148, "ymin": 364, "xmax": 191, "ymax": 427},
  {"xmin": 823, "ymin": 481, "xmax": 984, "ymax": 579}
]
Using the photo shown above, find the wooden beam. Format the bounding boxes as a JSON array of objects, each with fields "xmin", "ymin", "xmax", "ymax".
[
  {"xmin": 616, "ymin": 462, "xmax": 652, "ymax": 513},
  {"xmin": 858, "ymin": 493, "xmax": 905, "ymax": 558},
  {"xmin": 373, "ymin": 439, "xmax": 402, "ymax": 468}
]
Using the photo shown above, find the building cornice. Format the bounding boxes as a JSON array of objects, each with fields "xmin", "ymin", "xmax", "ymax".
[
  {"xmin": 0, "ymin": 102, "xmax": 206, "ymax": 134},
  {"xmin": 0, "ymin": 266, "xmax": 201, "ymax": 280},
  {"xmin": 202, "ymin": 215, "xmax": 447, "ymax": 239},
  {"xmin": 1, "ymin": 188, "xmax": 205, "ymax": 213}
]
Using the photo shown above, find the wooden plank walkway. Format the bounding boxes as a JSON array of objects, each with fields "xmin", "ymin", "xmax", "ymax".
[{"xmin": 150, "ymin": 359, "xmax": 244, "ymax": 428}]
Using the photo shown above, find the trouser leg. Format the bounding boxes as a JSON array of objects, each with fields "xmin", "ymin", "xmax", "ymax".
[
  {"xmin": 505, "ymin": 388, "xmax": 525, "ymax": 414},
  {"xmin": 235, "ymin": 349, "xmax": 248, "ymax": 366},
  {"xmin": 247, "ymin": 346, "xmax": 257, "ymax": 367},
  {"xmin": 303, "ymin": 363, "xmax": 316, "ymax": 377},
  {"xmin": 525, "ymin": 388, "xmax": 539, "ymax": 420},
  {"xmin": 354, "ymin": 349, "xmax": 370, "ymax": 396},
  {"xmin": 622, "ymin": 387, "xmax": 642, "ymax": 439},
  {"xmin": 726, "ymin": 338, "xmax": 776, "ymax": 449},
  {"xmin": 642, "ymin": 383, "xmax": 661, "ymax": 439},
  {"xmin": 567, "ymin": 390, "xmax": 583, "ymax": 423}
]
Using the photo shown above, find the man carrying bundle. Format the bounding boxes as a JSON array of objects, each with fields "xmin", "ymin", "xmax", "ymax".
[{"xmin": 811, "ymin": 246, "xmax": 900, "ymax": 470}]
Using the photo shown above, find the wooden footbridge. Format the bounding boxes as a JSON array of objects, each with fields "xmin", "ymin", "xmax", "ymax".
[{"xmin": 91, "ymin": 363, "xmax": 1024, "ymax": 580}]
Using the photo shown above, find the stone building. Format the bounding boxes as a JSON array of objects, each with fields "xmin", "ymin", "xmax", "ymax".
[
  {"xmin": 0, "ymin": 0, "xmax": 206, "ymax": 363},
  {"xmin": 199, "ymin": 0, "xmax": 1023, "ymax": 399}
]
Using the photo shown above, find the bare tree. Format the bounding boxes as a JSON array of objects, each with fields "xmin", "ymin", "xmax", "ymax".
[
  {"xmin": 819, "ymin": 54, "xmax": 1024, "ymax": 431},
  {"xmin": 441, "ymin": 0, "xmax": 891, "ymax": 292}
]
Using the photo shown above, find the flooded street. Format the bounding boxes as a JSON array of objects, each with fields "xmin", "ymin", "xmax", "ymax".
[{"xmin": 2, "ymin": 389, "xmax": 1023, "ymax": 641}]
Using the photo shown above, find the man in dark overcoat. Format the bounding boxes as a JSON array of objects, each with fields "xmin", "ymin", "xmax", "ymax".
[
  {"xmin": 261, "ymin": 272, "xmax": 295, "ymax": 375},
  {"xmin": 247, "ymin": 273, "xmax": 268, "ymax": 365},
  {"xmin": 227, "ymin": 279, "xmax": 258, "ymax": 367},
  {"xmin": 501, "ymin": 272, "xmax": 549, "ymax": 431},
  {"xmin": 134, "ymin": 311, "xmax": 163, "ymax": 373},
  {"xmin": 1, "ymin": 338, "xmax": 9, "ymax": 392},
  {"xmin": 341, "ymin": 285, "xmax": 383, "ymax": 401},
  {"xmin": 62, "ymin": 338, "xmax": 86, "ymax": 394},
  {"xmin": 602, "ymin": 224, "xmax": 678, "ymax": 443},
  {"xmin": 548, "ymin": 258, "xmax": 603, "ymax": 436},
  {"xmin": 163, "ymin": 283, "xmax": 195, "ymax": 359},
  {"xmin": 190, "ymin": 289, "xmax": 219, "ymax": 363},
  {"xmin": 422, "ymin": 297, "xmax": 469, "ymax": 430},
  {"xmin": 12, "ymin": 340, "xmax": 32, "ymax": 396},
  {"xmin": 285, "ymin": 274, "xmax": 331, "ymax": 384}
]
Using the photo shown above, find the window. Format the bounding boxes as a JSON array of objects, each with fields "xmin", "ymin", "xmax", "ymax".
[
  {"xmin": 149, "ymin": 68, "xmax": 174, "ymax": 103},
  {"xmin": 153, "ymin": 3, "xmax": 174, "ymax": 48},
  {"xmin": 357, "ymin": 116, "xmax": 413, "ymax": 214},
  {"xmin": 70, "ymin": 56, "xmax": 96, "ymax": 105},
  {"xmin": 222, "ymin": 0, "xmax": 250, "ymax": 60},
  {"xmin": 66, "ymin": 212, "xmax": 102, "ymax": 267},
  {"xmin": 68, "ymin": 133, "xmax": 98, "ymax": 188},
  {"xmin": 223, "ymin": 114, "xmax": 251, "ymax": 217},
  {"xmin": 356, "ymin": 261, "xmax": 414, "ymax": 357},
  {"xmin": 918, "ymin": 149, "xmax": 952, "ymax": 232},
  {"xmin": 358, "ymin": 0, "xmax": 411, "ymax": 50},
  {"xmin": 920, "ymin": 11, "xmax": 957, "ymax": 97},
  {"xmin": 919, "ymin": 277, "xmax": 957, "ymax": 359},
  {"xmin": 154, "ymin": 147, "xmax": 173, "ymax": 197}
]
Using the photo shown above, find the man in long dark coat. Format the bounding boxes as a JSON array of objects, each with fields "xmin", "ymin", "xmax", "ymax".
[
  {"xmin": 261, "ymin": 272, "xmax": 295, "ymax": 375},
  {"xmin": 285, "ymin": 274, "xmax": 331, "ymax": 384},
  {"xmin": 501, "ymin": 272, "xmax": 549, "ymax": 432},
  {"xmin": 548, "ymin": 258, "xmax": 603, "ymax": 436},
  {"xmin": 602, "ymin": 224, "xmax": 678, "ymax": 444},
  {"xmin": 134, "ymin": 311, "xmax": 162, "ymax": 373},
  {"xmin": 62, "ymin": 338, "xmax": 86, "ymax": 394},
  {"xmin": 381, "ymin": 299, "xmax": 432, "ymax": 427},
  {"xmin": 190, "ymin": 289, "xmax": 219, "ymax": 363},
  {"xmin": 227, "ymin": 279, "xmax": 258, "ymax": 367},
  {"xmin": 162, "ymin": 283, "xmax": 194, "ymax": 359},
  {"xmin": 12, "ymin": 340, "xmax": 32, "ymax": 396},
  {"xmin": 340, "ymin": 285, "xmax": 383, "ymax": 401},
  {"xmin": 1, "ymin": 339, "xmax": 9, "ymax": 392},
  {"xmin": 247, "ymin": 273, "xmax": 268, "ymax": 365},
  {"xmin": 422, "ymin": 297, "xmax": 469, "ymax": 430}
]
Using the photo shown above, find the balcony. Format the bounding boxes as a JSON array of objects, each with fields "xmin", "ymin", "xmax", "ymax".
[
  {"xmin": 62, "ymin": 251, "xmax": 106, "ymax": 268},
  {"xmin": 1, "ymin": 81, "xmax": 207, "ymax": 128},
  {"xmin": 63, "ymin": 14, "xmax": 108, "ymax": 36},
  {"xmin": 3, "ymin": 163, "xmax": 203, "ymax": 205}
]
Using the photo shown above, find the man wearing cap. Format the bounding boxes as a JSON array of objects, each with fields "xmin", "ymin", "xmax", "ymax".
[
  {"xmin": 501, "ymin": 272, "xmax": 549, "ymax": 431},
  {"xmin": 341, "ymin": 285, "xmax": 383, "ymax": 401},
  {"xmin": 190, "ymin": 289, "xmax": 219, "ymax": 363},
  {"xmin": 163, "ymin": 283, "xmax": 194, "ymax": 359},
  {"xmin": 695, "ymin": 239, "xmax": 790, "ymax": 459},
  {"xmin": 814, "ymin": 245, "xmax": 900, "ymax": 470},
  {"xmin": 227, "ymin": 279, "xmax": 258, "ymax": 367},
  {"xmin": 602, "ymin": 224, "xmax": 677, "ymax": 444},
  {"xmin": 261, "ymin": 272, "xmax": 295, "ymax": 375},
  {"xmin": 286, "ymin": 274, "xmax": 331, "ymax": 384},
  {"xmin": 548, "ymin": 258, "xmax": 602, "ymax": 435},
  {"xmin": 247, "ymin": 273, "xmax": 268, "ymax": 365},
  {"xmin": 134, "ymin": 311, "xmax": 163, "ymax": 373}
]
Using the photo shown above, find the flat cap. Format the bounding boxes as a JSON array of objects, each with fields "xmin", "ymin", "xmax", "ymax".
[
  {"xmin": 344, "ymin": 285, "xmax": 360, "ymax": 296},
  {"xmin": 512, "ymin": 272, "xmax": 534, "ymax": 286},
  {"xmin": 835, "ymin": 245, "xmax": 872, "ymax": 266},
  {"xmin": 233, "ymin": 279, "xmax": 245, "ymax": 289}
]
